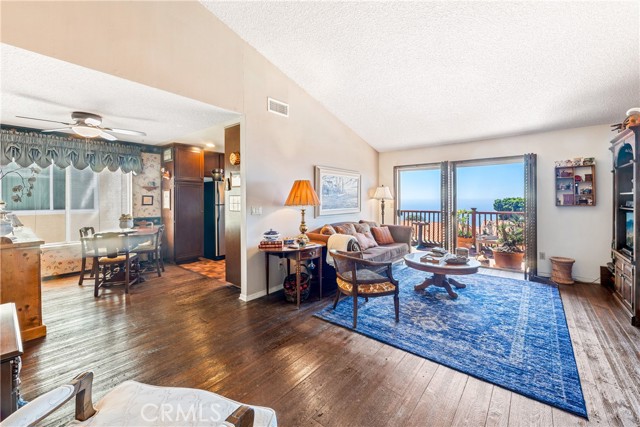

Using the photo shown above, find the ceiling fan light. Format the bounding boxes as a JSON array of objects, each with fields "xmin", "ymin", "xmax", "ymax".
[{"xmin": 72, "ymin": 125, "xmax": 102, "ymax": 138}]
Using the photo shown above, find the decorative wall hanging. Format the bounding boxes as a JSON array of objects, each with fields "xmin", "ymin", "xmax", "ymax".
[{"xmin": 314, "ymin": 165, "xmax": 361, "ymax": 216}]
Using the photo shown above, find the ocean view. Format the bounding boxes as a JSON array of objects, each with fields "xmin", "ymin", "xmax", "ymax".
[{"xmin": 400, "ymin": 198, "xmax": 506, "ymax": 213}]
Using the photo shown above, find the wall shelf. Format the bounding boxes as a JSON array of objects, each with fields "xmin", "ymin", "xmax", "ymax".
[{"xmin": 554, "ymin": 164, "xmax": 596, "ymax": 206}]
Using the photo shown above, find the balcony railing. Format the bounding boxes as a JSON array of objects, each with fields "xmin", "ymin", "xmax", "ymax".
[{"xmin": 397, "ymin": 208, "xmax": 524, "ymax": 251}]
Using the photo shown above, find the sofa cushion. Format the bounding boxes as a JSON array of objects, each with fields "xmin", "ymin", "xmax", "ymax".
[
  {"xmin": 354, "ymin": 232, "xmax": 378, "ymax": 250},
  {"xmin": 335, "ymin": 223, "xmax": 357, "ymax": 235},
  {"xmin": 362, "ymin": 243, "xmax": 408, "ymax": 263},
  {"xmin": 371, "ymin": 226, "xmax": 395, "ymax": 245},
  {"xmin": 320, "ymin": 224, "xmax": 337, "ymax": 235}
]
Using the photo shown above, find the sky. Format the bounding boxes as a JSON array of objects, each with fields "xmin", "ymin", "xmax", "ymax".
[{"xmin": 399, "ymin": 162, "xmax": 524, "ymax": 212}]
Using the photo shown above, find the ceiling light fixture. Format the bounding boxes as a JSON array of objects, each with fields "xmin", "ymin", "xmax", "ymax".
[
  {"xmin": 206, "ymin": 143, "xmax": 215, "ymax": 147},
  {"xmin": 71, "ymin": 125, "xmax": 102, "ymax": 138}
]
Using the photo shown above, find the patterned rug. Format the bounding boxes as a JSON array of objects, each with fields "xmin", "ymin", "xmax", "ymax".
[{"xmin": 314, "ymin": 264, "xmax": 587, "ymax": 418}]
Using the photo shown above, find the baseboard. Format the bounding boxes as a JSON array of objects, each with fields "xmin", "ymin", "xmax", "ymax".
[{"xmin": 240, "ymin": 284, "xmax": 284, "ymax": 302}]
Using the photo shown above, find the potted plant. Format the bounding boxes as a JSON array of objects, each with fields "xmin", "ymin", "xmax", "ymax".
[
  {"xmin": 457, "ymin": 210, "xmax": 474, "ymax": 249},
  {"xmin": 119, "ymin": 214, "xmax": 134, "ymax": 230},
  {"xmin": 492, "ymin": 215, "xmax": 525, "ymax": 269}
]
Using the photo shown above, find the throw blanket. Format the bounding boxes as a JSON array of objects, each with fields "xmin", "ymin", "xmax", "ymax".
[{"xmin": 326, "ymin": 234, "xmax": 356, "ymax": 266}]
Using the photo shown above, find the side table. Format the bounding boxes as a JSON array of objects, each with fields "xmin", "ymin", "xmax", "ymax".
[{"xmin": 260, "ymin": 242, "xmax": 324, "ymax": 309}]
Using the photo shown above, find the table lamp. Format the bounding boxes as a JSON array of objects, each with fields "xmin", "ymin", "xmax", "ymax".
[
  {"xmin": 285, "ymin": 180, "xmax": 321, "ymax": 237},
  {"xmin": 373, "ymin": 185, "xmax": 393, "ymax": 224}
]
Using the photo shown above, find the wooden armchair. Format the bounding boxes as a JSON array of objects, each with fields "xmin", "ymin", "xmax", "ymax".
[
  {"xmin": 330, "ymin": 251, "xmax": 400, "ymax": 328},
  {"xmin": 1, "ymin": 372, "xmax": 277, "ymax": 426}
]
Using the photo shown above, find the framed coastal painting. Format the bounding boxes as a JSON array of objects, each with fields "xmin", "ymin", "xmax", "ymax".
[{"xmin": 315, "ymin": 166, "xmax": 361, "ymax": 216}]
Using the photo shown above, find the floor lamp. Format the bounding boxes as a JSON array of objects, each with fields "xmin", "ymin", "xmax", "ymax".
[{"xmin": 373, "ymin": 185, "xmax": 393, "ymax": 224}]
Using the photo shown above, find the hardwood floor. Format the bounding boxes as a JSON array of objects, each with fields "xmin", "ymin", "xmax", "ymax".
[{"xmin": 19, "ymin": 265, "xmax": 640, "ymax": 426}]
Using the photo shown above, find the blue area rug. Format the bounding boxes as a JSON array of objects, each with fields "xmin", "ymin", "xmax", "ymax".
[{"xmin": 314, "ymin": 264, "xmax": 587, "ymax": 418}]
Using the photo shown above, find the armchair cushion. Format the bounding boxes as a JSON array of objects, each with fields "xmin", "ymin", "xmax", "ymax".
[{"xmin": 337, "ymin": 278, "xmax": 396, "ymax": 294}]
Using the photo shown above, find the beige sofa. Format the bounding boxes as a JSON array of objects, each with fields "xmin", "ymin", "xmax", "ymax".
[{"xmin": 307, "ymin": 221, "xmax": 412, "ymax": 263}]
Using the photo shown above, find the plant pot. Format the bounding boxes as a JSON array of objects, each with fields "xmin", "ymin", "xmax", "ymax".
[
  {"xmin": 492, "ymin": 250, "xmax": 524, "ymax": 270},
  {"xmin": 119, "ymin": 219, "xmax": 134, "ymax": 229},
  {"xmin": 457, "ymin": 236, "xmax": 474, "ymax": 249}
]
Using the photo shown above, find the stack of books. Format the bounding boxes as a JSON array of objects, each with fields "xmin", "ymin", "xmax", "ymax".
[{"xmin": 259, "ymin": 240, "xmax": 283, "ymax": 249}]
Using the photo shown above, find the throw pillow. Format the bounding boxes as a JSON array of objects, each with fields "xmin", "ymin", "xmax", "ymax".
[
  {"xmin": 335, "ymin": 223, "xmax": 357, "ymax": 235},
  {"xmin": 355, "ymin": 232, "xmax": 379, "ymax": 250},
  {"xmin": 359, "ymin": 219, "xmax": 380, "ymax": 228},
  {"xmin": 371, "ymin": 226, "xmax": 395, "ymax": 245},
  {"xmin": 354, "ymin": 223, "xmax": 371, "ymax": 234},
  {"xmin": 320, "ymin": 224, "xmax": 336, "ymax": 235}
]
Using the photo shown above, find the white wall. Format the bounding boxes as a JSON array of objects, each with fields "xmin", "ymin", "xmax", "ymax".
[
  {"xmin": 1, "ymin": 1, "xmax": 378, "ymax": 299},
  {"xmin": 380, "ymin": 124, "xmax": 613, "ymax": 282}
]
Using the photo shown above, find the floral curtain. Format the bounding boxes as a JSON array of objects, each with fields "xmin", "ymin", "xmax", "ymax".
[{"xmin": 0, "ymin": 128, "xmax": 143, "ymax": 174}]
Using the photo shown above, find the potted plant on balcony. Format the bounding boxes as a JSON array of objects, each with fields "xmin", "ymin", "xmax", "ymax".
[
  {"xmin": 456, "ymin": 209, "xmax": 474, "ymax": 249},
  {"xmin": 492, "ymin": 216, "xmax": 525, "ymax": 269}
]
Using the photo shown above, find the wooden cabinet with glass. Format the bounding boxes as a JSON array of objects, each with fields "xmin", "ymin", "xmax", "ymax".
[
  {"xmin": 610, "ymin": 125, "xmax": 640, "ymax": 326},
  {"xmin": 555, "ymin": 164, "xmax": 596, "ymax": 206}
]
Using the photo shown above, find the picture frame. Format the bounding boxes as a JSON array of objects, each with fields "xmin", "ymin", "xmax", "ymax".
[
  {"xmin": 314, "ymin": 166, "xmax": 361, "ymax": 216},
  {"xmin": 230, "ymin": 172, "xmax": 241, "ymax": 187},
  {"xmin": 163, "ymin": 148, "xmax": 173, "ymax": 162},
  {"xmin": 141, "ymin": 195, "xmax": 154, "ymax": 206}
]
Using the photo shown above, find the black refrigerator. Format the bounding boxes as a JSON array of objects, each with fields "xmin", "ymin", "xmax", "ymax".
[{"xmin": 203, "ymin": 174, "xmax": 225, "ymax": 260}]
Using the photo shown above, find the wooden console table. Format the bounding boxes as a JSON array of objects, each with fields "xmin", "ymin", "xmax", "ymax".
[
  {"xmin": 0, "ymin": 228, "xmax": 46, "ymax": 341},
  {"xmin": 260, "ymin": 243, "xmax": 324, "ymax": 309},
  {"xmin": 1, "ymin": 303, "xmax": 24, "ymax": 420}
]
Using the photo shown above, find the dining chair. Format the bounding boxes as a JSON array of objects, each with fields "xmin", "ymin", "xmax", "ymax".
[
  {"xmin": 330, "ymin": 250, "xmax": 400, "ymax": 328},
  {"xmin": 78, "ymin": 227, "xmax": 96, "ymax": 286},
  {"xmin": 133, "ymin": 225, "xmax": 165, "ymax": 277},
  {"xmin": 90, "ymin": 232, "xmax": 139, "ymax": 297}
]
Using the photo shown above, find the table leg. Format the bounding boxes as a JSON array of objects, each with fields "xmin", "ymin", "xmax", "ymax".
[
  {"xmin": 414, "ymin": 276, "xmax": 434, "ymax": 290},
  {"xmin": 296, "ymin": 254, "xmax": 301, "ymax": 309},
  {"xmin": 447, "ymin": 277, "xmax": 467, "ymax": 289},
  {"xmin": 319, "ymin": 255, "xmax": 323, "ymax": 299},
  {"xmin": 265, "ymin": 253, "xmax": 270, "ymax": 295},
  {"xmin": 440, "ymin": 276, "xmax": 459, "ymax": 299}
]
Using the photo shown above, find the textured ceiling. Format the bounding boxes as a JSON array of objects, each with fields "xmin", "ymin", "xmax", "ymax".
[
  {"xmin": 203, "ymin": 1, "xmax": 639, "ymax": 151},
  {"xmin": 0, "ymin": 44, "xmax": 240, "ymax": 148}
]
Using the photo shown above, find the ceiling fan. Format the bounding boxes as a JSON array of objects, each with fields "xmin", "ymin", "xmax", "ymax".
[{"xmin": 16, "ymin": 111, "xmax": 146, "ymax": 141}]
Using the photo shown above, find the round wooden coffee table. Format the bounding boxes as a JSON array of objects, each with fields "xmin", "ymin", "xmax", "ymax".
[{"xmin": 404, "ymin": 252, "xmax": 481, "ymax": 299}]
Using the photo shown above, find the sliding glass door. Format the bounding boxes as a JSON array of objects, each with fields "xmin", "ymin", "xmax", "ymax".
[
  {"xmin": 453, "ymin": 157, "xmax": 525, "ymax": 273},
  {"xmin": 395, "ymin": 164, "xmax": 444, "ymax": 247},
  {"xmin": 395, "ymin": 155, "xmax": 537, "ymax": 279}
]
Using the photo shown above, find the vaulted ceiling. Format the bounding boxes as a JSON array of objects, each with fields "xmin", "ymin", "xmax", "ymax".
[{"xmin": 202, "ymin": 1, "xmax": 639, "ymax": 152}]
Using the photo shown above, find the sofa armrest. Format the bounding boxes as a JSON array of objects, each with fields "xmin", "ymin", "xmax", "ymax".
[
  {"xmin": 386, "ymin": 224, "xmax": 412, "ymax": 250},
  {"xmin": 306, "ymin": 232, "xmax": 329, "ymax": 244}
]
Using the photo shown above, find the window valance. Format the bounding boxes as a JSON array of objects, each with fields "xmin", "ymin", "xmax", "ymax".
[{"xmin": 0, "ymin": 128, "xmax": 143, "ymax": 174}]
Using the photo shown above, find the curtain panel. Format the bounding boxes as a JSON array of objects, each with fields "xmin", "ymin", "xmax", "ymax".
[{"xmin": 0, "ymin": 128, "xmax": 143, "ymax": 174}]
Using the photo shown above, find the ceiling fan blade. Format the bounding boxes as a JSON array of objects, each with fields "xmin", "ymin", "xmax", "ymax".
[
  {"xmin": 103, "ymin": 127, "xmax": 146, "ymax": 136},
  {"xmin": 16, "ymin": 115, "xmax": 72, "ymax": 125},
  {"xmin": 41, "ymin": 127, "xmax": 73, "ymax": 133},
  {"xmin": 98, "ymin": 130, "xmax": 118, "ymax": 141}
]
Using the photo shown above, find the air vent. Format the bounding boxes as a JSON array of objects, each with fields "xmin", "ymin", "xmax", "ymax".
[{"xmin": 268, "ymin": 97, "xmax": 289, "ymax": 117}]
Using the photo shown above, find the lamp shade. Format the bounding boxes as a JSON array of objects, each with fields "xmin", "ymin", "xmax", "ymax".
[
  {"xmin": 285, "ymin": 180, "xmax": 320, "ymax": 206},
  {"xmin": 373, "ymin": 185, "xmax": 393, "ymax": 200}
]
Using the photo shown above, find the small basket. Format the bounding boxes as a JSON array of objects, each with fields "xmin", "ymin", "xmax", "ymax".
[{"xmin": 283, "ymin": 272, "xmax": 310, "ymax": 303}]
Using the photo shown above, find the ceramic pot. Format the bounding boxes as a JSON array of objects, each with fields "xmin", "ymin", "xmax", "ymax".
[
  {"xmin": 119, "ymin": 219, "xmax": 134, "ymax": 229},
  {"xmin": 492, "ymin": 250, "xmax": 524, "ymax": 270}
]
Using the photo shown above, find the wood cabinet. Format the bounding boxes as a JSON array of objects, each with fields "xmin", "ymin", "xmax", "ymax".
[
  {"xmin": 0, "ymin": 229, "xmax": 46, "ymax": 341},
  {"xmin": 610, "ymin": 125, "xmax": 640, "ymax": 325},
  {"xmin": 555, "ymin": 164, "xmax": 596, "ymax": 206},
  {"xmin": 204, "ymin": 152, "xmax": 224, "ymax": 176},
  {"xmin": 161, "ymin": 144, "xmax": 204, "ymax": 263}
]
